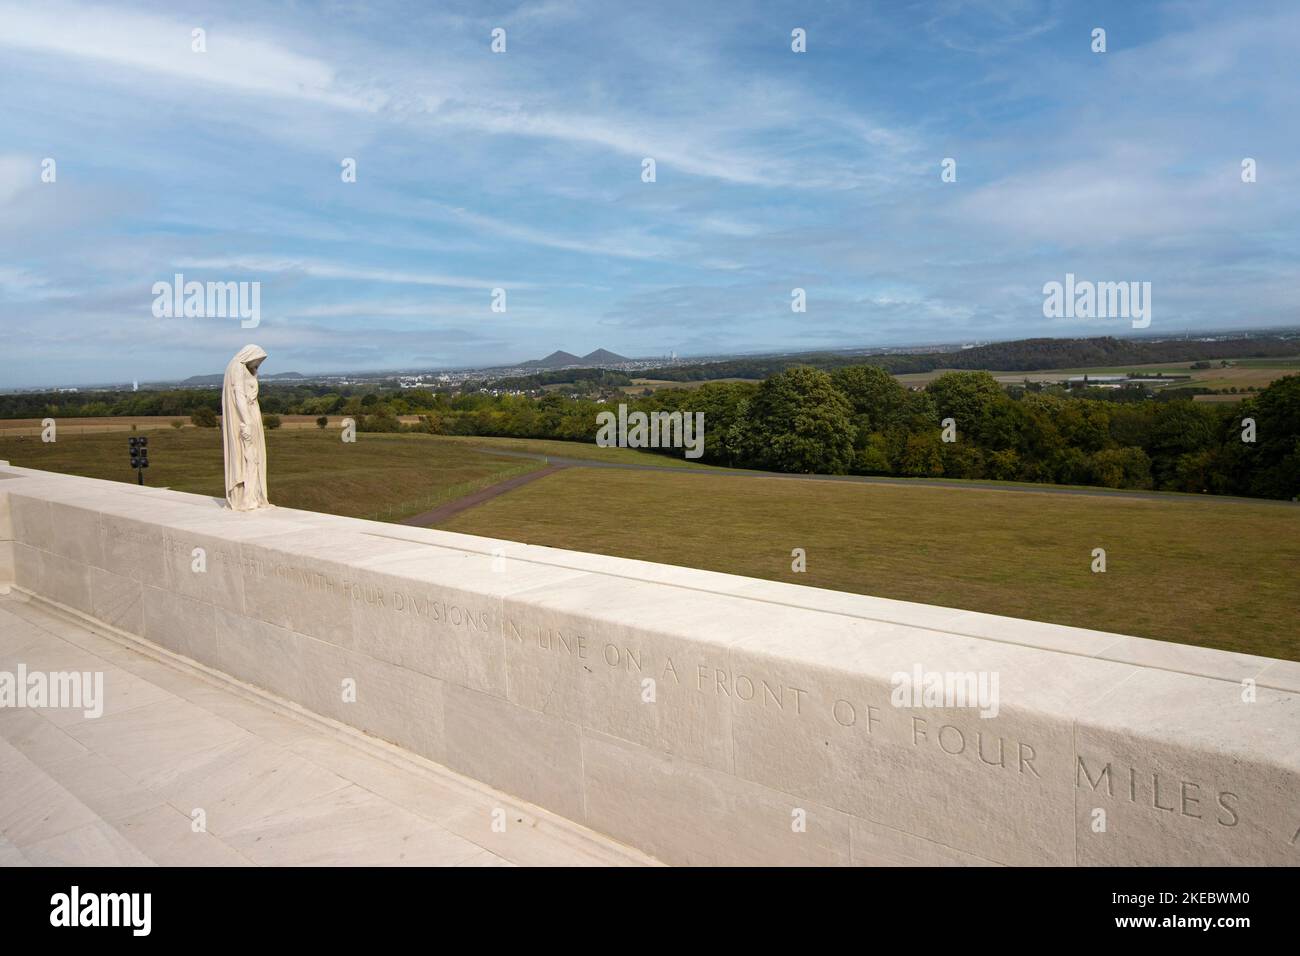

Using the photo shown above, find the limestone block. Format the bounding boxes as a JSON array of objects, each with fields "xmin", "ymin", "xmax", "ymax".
[
  {"xmin": 159, "ymin": 526, "xmax": 247, "ymax": 615},
  {"xmin": 12, "ymin": 542, "xmax": 41, "ymax": 594},
  {"xmin": 849, "ymin": 815, "xmax": 999, "ymax": 866},
  {"xmin": 8, "ymin": 495, "xmax": 51, "ymax": 549},
  {"xmin": 237, "ymin": 538, "xmax": 357, "ymax": 649},
  {"xmin": 141, "ymin": 585, "xmax": 217, "ymax": 666},
  {"xmin": 37, "ymin": 550, "xmax": 93, "ymax": 616},
  {"xmin": 0, "ymin": 541, "xmax": 13, "ymax": 590},
  {"xmin": 344, "ymin": 546, "xmax": 585, "ymax": 697},
  {"xmin": 724, "ymin": 620, "xmax": 1137, "ymax": 864},
  {"xmin": 501, "ymin": 573, "xmax": 751, "ymax": 773},
  {"xmin": 98, "ymin": 513, "xmax": 169, "ymax": 584},
  {"xmin": 1073, "ymin": 669, "xmax": 1300, "ymax": 866},
  {"xmin": 213, "ymin": 607, "xmax": 307, "ymax": 703},
  {"xmin": 46, "ymin": 501, "xmax": 105, "ymax": 568},
  {"xmin": 89, "ymin": 566, "xmax": 143, "ymax": 635},
  {"xmin": 581, "ymin": 729, "xmax": 853, "ymax": 866},
  {"xmin": 442, "ymin": 682, "xmax": 584, "ymax": 821},
  {"xmin": 0, "ymin": 490, "xmax": 13, "ymax": 540}
]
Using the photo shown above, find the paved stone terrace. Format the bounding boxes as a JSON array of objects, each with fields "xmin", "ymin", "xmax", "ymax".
[{"xmin": 0, "ymin": 592, "xmax": 655, "ymax": 867}]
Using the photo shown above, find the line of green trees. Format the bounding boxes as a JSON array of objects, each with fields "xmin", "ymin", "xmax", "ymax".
[
  {"xmin": 0, "ymin": 384, "xmax": 445, "ymax": 421},
  {"xmin": 471, "ymin": 368, "xmax": 633, "ymax": 392},
  {"xmin": 4, "ymin": 368, "xmax": 1296, "ymax": 499},
  {"xmin": 362, "ymin": 368, "xmax": 1295, "ymax": 500},
  {"xmin": 417, "ymin": 368, "xmax": 1297, "ymax": 499}
]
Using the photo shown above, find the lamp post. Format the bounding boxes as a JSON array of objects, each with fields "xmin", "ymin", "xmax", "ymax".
[{"xmin": 128, "ymin": 435, "xmax": 149, "ymax": 485}]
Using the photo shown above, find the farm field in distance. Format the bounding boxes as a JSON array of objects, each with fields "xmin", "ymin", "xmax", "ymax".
[
  {"xmin": 623, "ymin": 377, "xmax": 762, "ymax": 394},
  {"xmin": 621, "ymin": 356, "xmax": 1300, "ymax": 398},
  {"xmin": 3, "ymin": 428, "xmax": 1297, "ymax": 661},
  {"xmin": 893, "ymin": 355, "xmax": 1300, "ymax": 393}
]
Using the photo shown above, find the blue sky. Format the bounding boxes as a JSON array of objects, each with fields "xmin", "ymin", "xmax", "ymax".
[{"xmin": 1, "ymin": 0, "xmax": 1297, "ymax": 387}]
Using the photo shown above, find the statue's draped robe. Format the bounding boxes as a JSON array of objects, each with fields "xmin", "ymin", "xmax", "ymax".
[{"xmin": 221, "ymin": 345, "xmax": 269, "ymax": 511}]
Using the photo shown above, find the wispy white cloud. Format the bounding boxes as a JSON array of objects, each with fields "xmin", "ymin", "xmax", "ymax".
[
  {"xmin": 0, "ymin": 1, "xmax": 913, "ymax": 191},
  {"xmin": 418, "ymin": 203, "xmax": 685, "ymax": 260},
  {"xmin": 0, "ymin": 154, "xmax": 36, "ymax": 205},
  {"xmin": 172, "ymin": 256, "xmax": 534, "ymax": 290},
  {"xmin": 0, "ymin": 264, "xmax": 55, "ymax": 297},
  {"xmin": 0, "ymin": 1, "xmax": 381, "ymax": 110}
]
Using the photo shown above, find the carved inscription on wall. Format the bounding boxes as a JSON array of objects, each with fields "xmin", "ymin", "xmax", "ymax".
[
  {"xmin": 239, "ymin": 553, "xmax": 491, "ymax": 632},
  {"xmin": 503, "ymin": 613, "xmax": 1254, "ymax": 831}
]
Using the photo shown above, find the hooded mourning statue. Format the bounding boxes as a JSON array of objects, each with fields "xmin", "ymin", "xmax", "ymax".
[{"xmin": 221, "ymin": 344, "xmax": 270, "ymax": 511}]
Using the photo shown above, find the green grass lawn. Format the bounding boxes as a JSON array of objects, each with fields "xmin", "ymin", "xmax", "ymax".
[
  {"xmin": 430, "ymin": 433, "xmax": 720, "ymax": 469},
  {"xmin": 0, "ymin": 428, "xmax": 543, "ymax": 521},
  {"xmin": 440, "ymin": 466, "xmax": 1300, "ymax": 661}
]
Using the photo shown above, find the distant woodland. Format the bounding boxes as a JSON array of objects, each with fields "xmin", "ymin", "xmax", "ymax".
[{"xmin": 639, "ymin": 335, "xmax": 1300, "ymax": 380}]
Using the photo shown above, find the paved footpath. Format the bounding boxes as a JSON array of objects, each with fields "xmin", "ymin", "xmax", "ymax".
[
  {"xmin": 401, "ymin": 464, "xmax": 568, "ymax": 527},
  {"xmin": 0, "ymin": 592, "xmax": 653, "ymax": 867}
]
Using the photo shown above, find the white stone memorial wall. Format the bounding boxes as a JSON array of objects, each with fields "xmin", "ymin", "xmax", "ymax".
[{"xmin": 1, "ymin": 463, "xmax": 1296, "ymax": 866}]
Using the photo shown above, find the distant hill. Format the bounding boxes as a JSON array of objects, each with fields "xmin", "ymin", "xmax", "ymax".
[
  {"xmin": 522, "ymin": 350, "xmax": 585, "ymax": 368},
  {"xmin": 179, "ymin": 371, "xmax": 305, "ymax": 385},
  {"xmin": 522, "ymin": 348, "xmax": 628, "ymax": 368},
  {"xmin": 582, "ymin": 348, "xmax": 629, "ymax": 364}
]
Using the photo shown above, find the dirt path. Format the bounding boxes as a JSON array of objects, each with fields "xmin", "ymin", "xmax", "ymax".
[{"xmin": 400, "ymin": 464, "xmax": 568, "ymax": 527}]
